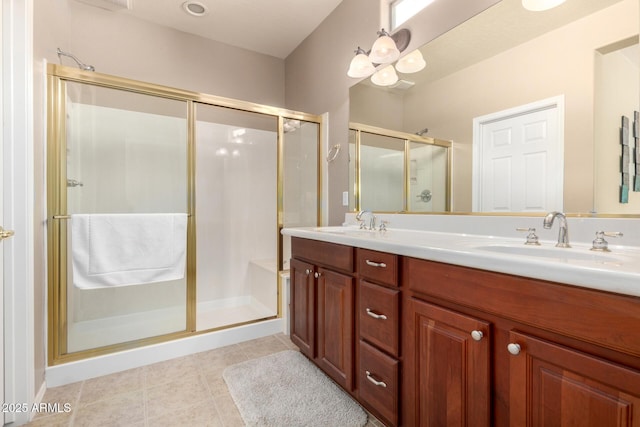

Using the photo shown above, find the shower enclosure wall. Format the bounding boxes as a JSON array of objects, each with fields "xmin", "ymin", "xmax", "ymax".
[{"xmin": 47, "ymin": 65, "xmax": 321, "ymax": 364}]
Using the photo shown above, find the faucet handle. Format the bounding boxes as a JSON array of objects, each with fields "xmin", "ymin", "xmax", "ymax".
[
  {"xmin": 590, "ymin": 231, "xmax": 623, "ymax": 252},
  {"xmin": 516, "ymin": 227, "xmax": 541, "ymax": 245},
  {"xmin": 379, "ymin": 220, "xmax": 389, "ymax": 232}
]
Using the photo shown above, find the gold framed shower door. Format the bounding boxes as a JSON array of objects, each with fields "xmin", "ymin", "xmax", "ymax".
[{"xmin": 47, "ymin": 64, "xmax": 323, "ymax": 365}]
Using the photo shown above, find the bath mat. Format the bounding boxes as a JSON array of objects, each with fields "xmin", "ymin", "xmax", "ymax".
[{"xmin": 223, "ymin": 350, "xmax": 368, "ymax": 427}]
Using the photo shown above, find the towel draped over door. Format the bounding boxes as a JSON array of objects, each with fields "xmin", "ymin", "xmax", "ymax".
[{"xmin": 71, "ymin": 213, "xmax": 188, "ymax": 289}]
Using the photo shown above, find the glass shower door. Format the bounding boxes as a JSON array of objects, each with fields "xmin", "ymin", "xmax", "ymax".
[
  {"xmin": 194, "ymin": 104, "xmax": 278, "ymax": 331},
  {"xmin": 63, "ymin": 82, "xmax": 189, "ymax": 353}
]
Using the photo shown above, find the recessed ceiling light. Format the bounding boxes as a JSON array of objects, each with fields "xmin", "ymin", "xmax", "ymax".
[{"xmin": 182, "ymin": 1, "xmax": 208, "ymax": 17}]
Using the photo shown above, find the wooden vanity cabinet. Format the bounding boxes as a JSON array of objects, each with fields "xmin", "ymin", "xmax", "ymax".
[
  {"xmin": 291, "ymin": 238, "xmax": 640, "ymax": 426},
  {"xmin": 404, "ymin": 257, "xmax": 640, "ymax": 427},
  {"xmin": 290, "ymin": 237, "xmax": 355, "ymax": 391},
  {"xmin": 356, "ymin": 248, "xmax": 401, "ymax": 426}
]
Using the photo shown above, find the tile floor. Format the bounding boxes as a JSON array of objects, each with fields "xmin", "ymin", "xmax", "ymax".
[{"xmin": 26, "ymin": 333, "xmax": 384, "ymax": 427}]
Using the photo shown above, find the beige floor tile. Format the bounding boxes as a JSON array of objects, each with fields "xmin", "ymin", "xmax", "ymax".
[
  {"xmin": 144, "ymin": 354, "xmax": 200, "ymax": 387},
  {"xmin": 147, "ymin": 400, "xmax": 224, "ymax": 427},
  {"xmin": 194, "ymin": 346, "xmax": 249, "ymax": 376},
  {"xmin": 237, "ymin": 334, "xmax": 290, "ymax": 359},
  {"xmin": 39, "ymin": 381, "xmax": 82, "ymax": 407},
  {"xmin": 79, "ymin": 367, "xmax": 144, "ymax": 405},
  {"xmin": 201, "ymin": 370, "xmax": 229, "ymax": 397},
  {"xmin": 74, "ymin": 390, "xmax": 145, "ymax": 427},
  {"xmin": 274, "ymin": 333, "xmax": 297, "ymax": 350},
  {"xmin": 145, "ymin": 373, "xmax": 212, "ymax": 419},
  {"xmin": 24, "ymin": 411, "xmax": 72, "ymax": 427},
  {"xmin": 212, "ymin": 392, "xmax": 244, "ymax": 426}
]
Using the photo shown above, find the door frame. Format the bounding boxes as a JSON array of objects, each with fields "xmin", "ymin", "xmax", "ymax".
[
  {"xmin": 472, "ymin": 95, "xmax": 565, "ymax": 212},
  {"xmin": 2, "ymin": 0, "xmax": 36, "ymax": 425}
]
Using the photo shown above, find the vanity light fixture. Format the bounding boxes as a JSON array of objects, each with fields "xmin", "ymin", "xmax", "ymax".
[
  {"xmin": 522, "ymin": 0, "xmax": 566, "ymax": 12},
  {"xmin": 395, "ymin": 49, "xmax": 426, "ymax": 73},
  {"xmin": 369, "ymin": 29, "xmax": 401, "ymax": 64},
  {"xmin": 347, "ymin": 47, "xmax": 376, "ymax": 78},
  {"xmin": 347, "ymin": 28, "xmax": 423, "ymax": 86},
  {"xmin": 182, "ymin": 1, "xmax": 208, "ymax": 17},
  {"xmin": 371, "ymin": 65, "xmax": 399, "ymax": 87}
]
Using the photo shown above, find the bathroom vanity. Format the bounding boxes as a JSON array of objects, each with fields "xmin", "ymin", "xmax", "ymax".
[{"xmin": 284, "ymin": 219, "xmax": 640, "ymax": 427}]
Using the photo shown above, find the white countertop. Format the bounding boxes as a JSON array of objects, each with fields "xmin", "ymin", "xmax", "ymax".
[{"xmin": 282, "ymin": 224, "xmax": 640, "ymax": 298}]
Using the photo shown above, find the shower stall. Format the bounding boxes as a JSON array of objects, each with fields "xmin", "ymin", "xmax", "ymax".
[{"xmin": 47, "ymin": 64, "xmax": 321, "ymax": 364}]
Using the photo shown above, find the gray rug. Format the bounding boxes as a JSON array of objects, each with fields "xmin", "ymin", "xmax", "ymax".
[{"xmin": 223, "ymin": 350, "xmax": 368, "ymax": 427}]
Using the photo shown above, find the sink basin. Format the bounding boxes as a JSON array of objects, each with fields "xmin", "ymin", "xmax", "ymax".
[
  {"xmin": 312, "ymin": 226, "xmax": 378, "ymax": 237},
  {"xmin": 475, "ymin": 245, "xmax": 620, "ymax": 262}
]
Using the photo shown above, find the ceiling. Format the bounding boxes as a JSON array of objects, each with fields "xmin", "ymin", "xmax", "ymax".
[{"xmin": 78, "ymin": 0, "xmax": 344, "ymax": 59}]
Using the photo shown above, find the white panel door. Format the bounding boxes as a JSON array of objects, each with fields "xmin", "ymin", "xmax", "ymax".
[{"xmin": 473, "ymin": 97, "xmax": 564, "ymax": 212}]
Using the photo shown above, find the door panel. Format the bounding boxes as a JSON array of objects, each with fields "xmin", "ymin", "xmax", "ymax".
[
  {"xmin": 290, "ymin": 258, "xmax": 315, "ymax": 358},
  {"xmin": 404, "ymin": 298, "xmax": 491, "ymax": 427},
  {"xmin": 317, "ymin": 267, "xmax": 354, "ymax": 390},
  {"xmin": 509, "ymin": 331, "xmax": 640, "ymax": 427},
  {"xmin": 474, "ymin": 98, "xmax": 563, "ymax": 212}
]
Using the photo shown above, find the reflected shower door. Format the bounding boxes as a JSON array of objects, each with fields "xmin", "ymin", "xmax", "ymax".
[
  {"xmin": 360, "ymin": 133, "xmax": 405, "ymax": 212},
  {"xmin": 408, "ymin": 142, "xmax": 450, "ymax": 212},
  {"xmin": 64, "ymin": 82, "xmax": 189, "ymax": 353},
  {"xmin": 195, "ymin": 104, "xmax": 278, "ymax": 331}
]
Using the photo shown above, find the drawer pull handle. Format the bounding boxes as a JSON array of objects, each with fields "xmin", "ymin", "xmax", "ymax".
[
  {"xmin": 470, "ymin": 330, "xmax": 484, "ymax": 341},
  {"xmin": 366, "ymin": 308, "xmax": 387, "ymax": 320},
  {"xmin": 365, "ymin": 260, "xmax": 387, "ymax": 268},
  {"xmin": 507, "ymin": 343, "xmax": 521, "ymax": 355},
  {"xmin": 365, "ymin": 371, "xmax": 387, "ymax": 388}
]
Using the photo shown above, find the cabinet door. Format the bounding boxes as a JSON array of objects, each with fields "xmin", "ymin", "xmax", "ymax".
[
  {"xmin": 290, "ymin": 258, "xmax": 315, "ymax": 359},
  {"xmin": 404, "ymin": 298, "xmax": 491, "ymax": 427},
  {"xmin": 509, "ymin": 331, "xmax": 640, "ymax": 427},
  {"xmin": 317, "ymin": 267, "xmax": 355, "ymax": 391}
]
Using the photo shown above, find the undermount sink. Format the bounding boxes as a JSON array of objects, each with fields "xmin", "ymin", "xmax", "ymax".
[
  {"xmin": 312, "ymin": 226, "xmax": 377, "ymax": 236},
  {"xmin": 475, "ymin": 244, "xmax": 620, "ymax": 262}
]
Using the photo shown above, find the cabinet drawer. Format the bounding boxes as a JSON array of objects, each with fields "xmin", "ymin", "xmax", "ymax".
[
  {"xmin": 359, "ymin": 280, "xmax": 400, "ymax": 357},
  {"xmin": 359, "ymin": 340, "xmax": 399, "ymax": 427},
  {"xmin": 292, "ymin": 237, "xmax": 354, "ymax": 273},
  {"xmin": 357, "ymin": 248, "xmax": 398, "ymax": 287}
]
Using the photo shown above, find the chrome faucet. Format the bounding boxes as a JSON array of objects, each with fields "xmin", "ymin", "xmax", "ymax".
[
  {"xmin": 543, "ymin": 211, "xmax": 571, "ymax": 248},
  {"xmin": 356, "ymin": 209, "xmax": 376, "ymax": 230}
]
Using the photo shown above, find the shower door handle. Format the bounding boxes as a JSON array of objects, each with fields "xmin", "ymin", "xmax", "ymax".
[{"xmin": 0, "ymin": 226, "xmax": 15, "ymax": 241}]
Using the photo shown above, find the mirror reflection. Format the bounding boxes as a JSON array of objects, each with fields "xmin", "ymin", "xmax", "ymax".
[
  {"xmin": 349, "ymin": 0, "xmax": 639, "ymax": 214},
  {"xmin": 348, "ymin": 123, "xmax": 452, "ymax": 212}
]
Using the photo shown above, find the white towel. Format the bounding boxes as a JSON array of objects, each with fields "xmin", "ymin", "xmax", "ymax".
[{"xmin": 71, "ymin": 213, "xmax": 188, "ymax": 289}]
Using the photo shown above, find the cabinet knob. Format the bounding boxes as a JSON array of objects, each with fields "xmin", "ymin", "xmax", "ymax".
[
  {"xmin": 507, "ymin": 343, "xmax": 521, "ymax": 355},
  {"xmin": 314, "ymin": 272, "xmax": 321, "ymax": 279},
  {"xmin": 305, "ymin": 269, "xmax": 311, "ymax": 275},
  {"xmin": 470, "ymin": 330, "xmax": 484, "ymax": 341},
  {"xmin": 365, "ymin": 371, "xmax": 387, "ymax": 388}
]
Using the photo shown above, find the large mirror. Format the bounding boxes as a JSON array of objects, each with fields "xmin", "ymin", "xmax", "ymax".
[{"xmin": 350, "ymin": 0, "xmax": 639, "ymax": 215}]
